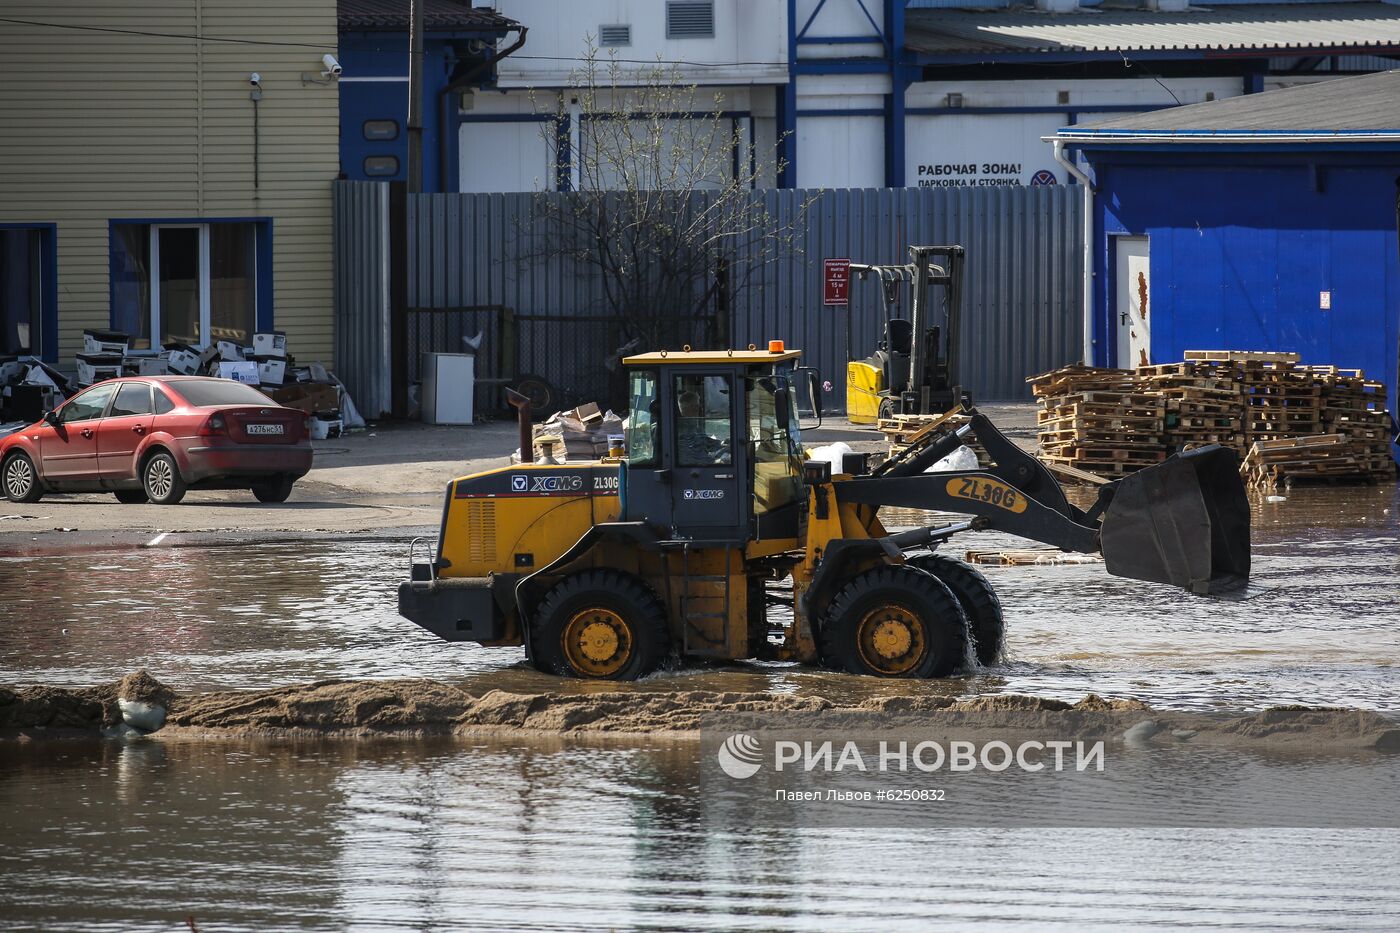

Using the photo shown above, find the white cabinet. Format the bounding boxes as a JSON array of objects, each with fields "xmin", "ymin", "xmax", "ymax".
[{"xmin": 421, "ymin": 353, "xmax": 475, "ymax": 425}]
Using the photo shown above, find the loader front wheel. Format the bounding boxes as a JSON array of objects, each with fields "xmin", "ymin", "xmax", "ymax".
[
  {"xmin": 532, "ymin": 571, "xmax": 670, "ymax": 680},
  {"xmin": 907, "ymin": 554, "xmax": 1005, "ymax": 667},
  {"xmin": 819, "ymin": 566, "xmax": 967, "ymax": 678}
]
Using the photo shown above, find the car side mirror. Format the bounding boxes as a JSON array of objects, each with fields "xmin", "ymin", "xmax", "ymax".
[{"xmin": 42, "ymin": 410, "xmax": 59, "ymax": 427}]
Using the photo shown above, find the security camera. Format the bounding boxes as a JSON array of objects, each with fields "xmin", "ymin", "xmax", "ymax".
[
  {"xmin": 321, "ymin": 54, "xmax": 342, "ymax": 78},
  {"xmin": 249, "ymin": 72, "xmax": 261, "ymax": 86}
]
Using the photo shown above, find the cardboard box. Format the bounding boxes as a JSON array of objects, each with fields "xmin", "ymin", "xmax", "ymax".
[
  {"xmin": 261, "ymin": 381, "xmax": 339, "ymax": 414},
  {"xmin": 217, "ymin": 361, "xmax": 260, "ymax": 384},
  {"xmin": 253, "ymin": 331, "xmax": 287, "ymax": 358},
  {"xmin": 167, "ymin": 349, "xmax": 202, "ymax": 375},
  {"xmin": 136, "ymin": 357, "xmax": 170, "ymax": 376},
  {"xmin": 216, "ymin": 340, "xmax": 245, "ymax": 362},
  {"xmin": 257, "ymin": 358, "xmax": 288, "ymax": 385},
  {"xmin": 76, "ymin": 353, "xmax": 123, "ymax": 386},
  {"xmin": 83, "ymin": 329, "xmax": 130, "ymax": 354}
]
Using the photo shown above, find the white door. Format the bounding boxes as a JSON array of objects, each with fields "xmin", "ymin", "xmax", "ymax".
[{"xmin": 1115, "ymin": 236, "xmax": 1151, "ymax": 369}]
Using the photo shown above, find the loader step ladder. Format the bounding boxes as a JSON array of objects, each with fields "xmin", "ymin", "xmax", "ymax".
[{"xmin": 671, "ymin": 541, "xmax": 732, "ymax": 658}]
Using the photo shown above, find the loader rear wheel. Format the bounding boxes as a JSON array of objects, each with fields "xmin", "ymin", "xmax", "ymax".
[
  {"xmin": 532, "ymin": 571, "xmax": 670, "ymax": 680},
  {"xmin": 819, "ymin": 566, "xmax": 967, "ymax": 678},
  {"xmin": 907, "ymin": 554, "xmax": 1005, "ymax": 667}
]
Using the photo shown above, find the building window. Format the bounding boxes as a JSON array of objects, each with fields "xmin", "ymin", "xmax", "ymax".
[
  {"xmin": 666, "ymin": 1, "xmax": 714, "ymax": 39},
  {"xmin": 1, "ymin": 227, "xmax": 50, "ymax": 358},
  {"xmin": 363, "ymin": 119, "xmax": 399, "ymax": 141},
  {"xmin": 110, "ymin": 221, "xmax": 265, "ymax": 349},
  {"xmin": 364, "ymin": 155, "xmax": 400, "ymax": 177},
  {"xmin": 599, "ymin": 24, "xmax": 631, "ymax": 47}
]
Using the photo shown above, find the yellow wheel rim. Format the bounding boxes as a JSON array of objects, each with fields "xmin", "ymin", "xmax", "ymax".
[
  {"xmin": 561, "ymin": 607, "xmax": 633, "ymax": 677},
  {"xmin": 856, "ymin": 603, "xmax": 927, "ymax": 676}
]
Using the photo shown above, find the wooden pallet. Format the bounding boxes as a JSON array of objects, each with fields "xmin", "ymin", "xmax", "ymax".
[{"xmin": 1184, "ymin": 350, "xmax": 1301, "ymax": 364}]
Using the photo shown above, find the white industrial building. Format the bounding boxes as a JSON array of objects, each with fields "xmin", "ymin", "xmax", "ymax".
[{"xmin": 410, "ymin": 0, "xmax": 1400, "ymax": 193}]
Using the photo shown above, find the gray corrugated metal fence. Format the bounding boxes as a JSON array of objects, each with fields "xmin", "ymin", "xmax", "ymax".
[
  {"xmin": 332, "ymin": 181, "xmax": 392, "ymax": 418},
  {"xmin": 335, "ymin": 183, "xmax": 1081, "ymax": 410}
]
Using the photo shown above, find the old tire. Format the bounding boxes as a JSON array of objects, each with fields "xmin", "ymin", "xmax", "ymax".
[
  {"xmin": 509, "ymin": 373, "xmax": 559, "ymax": 419},
  {"xmin": 142, "ymin": 451, "xmax": 187, "ymax": 505},
  {"xmin": 531, "ymin": 570, "xmax": 670, "ymax": 680},
  {"xmin": 877, "ymin": 397, "xmax": 898, "ymax": 421},
  {"xmin": 908, "ymin": 554, "xmax": 1005, "ymax": 667},
  {"xmin": 251, "ymin": 475, "xmax": 295, "ymax": 503},
  {"xmin": 114, "ymin": 489, "xmax": 148, "ymax": 504},
  {"xmin": 819, "ymin": 565, "xmax": 967, "ymax": 678},
  {"xmin": 2, "ymin": 452, "xmax": 43, "ymax": 503}
]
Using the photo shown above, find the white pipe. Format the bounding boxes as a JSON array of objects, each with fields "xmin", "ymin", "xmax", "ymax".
[
  {"xmin": 1051, "ymin": 132, "xmax": 1400, "ymax": 145},
  {"xmin": 1053, "ymin": 138, "xmax": 1096, "ymax": 366}
]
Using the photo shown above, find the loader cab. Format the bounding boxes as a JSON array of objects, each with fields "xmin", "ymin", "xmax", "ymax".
[{"xmin": 622, "ymin": 347, "xmax": 809, "ymax": 543}]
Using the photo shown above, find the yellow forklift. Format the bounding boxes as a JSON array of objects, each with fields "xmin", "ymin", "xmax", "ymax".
[
  {"xmin": 847, "ymin": 246, "xmax": 965, "ymax": 424},
  {"xmin": 400, "ymin": 343, "xmax": 1250, "ymax": 680}
]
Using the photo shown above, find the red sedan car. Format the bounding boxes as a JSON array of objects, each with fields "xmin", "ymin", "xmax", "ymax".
[{"xmin": 1, "ymin": 376, "xmax": 313, "ymax": 505}]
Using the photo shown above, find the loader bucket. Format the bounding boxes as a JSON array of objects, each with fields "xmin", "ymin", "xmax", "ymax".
[{"xmin": 1098, "ymin": 445, "xmax": 1251, "ymax": 596}]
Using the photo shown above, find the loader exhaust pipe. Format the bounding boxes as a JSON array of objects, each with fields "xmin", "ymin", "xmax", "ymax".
[{"xmin": 1097, "ymin": 445, "xmax": 1251, "ymax": 596}]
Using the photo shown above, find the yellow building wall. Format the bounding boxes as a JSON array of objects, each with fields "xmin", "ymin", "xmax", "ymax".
[{"xmin": 0, "ymin": 0, "xmax": 339, "ymax": 366}]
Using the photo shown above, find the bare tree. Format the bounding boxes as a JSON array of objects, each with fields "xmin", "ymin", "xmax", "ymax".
[{"xmin": 522, "ymin": 45, "xmax": 815, "ymax": 355}]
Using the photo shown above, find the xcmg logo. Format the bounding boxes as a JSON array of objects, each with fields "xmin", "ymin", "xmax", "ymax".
[{"xmin": 530, "ymin": 475, "xmax": 583, "ymax": 493}]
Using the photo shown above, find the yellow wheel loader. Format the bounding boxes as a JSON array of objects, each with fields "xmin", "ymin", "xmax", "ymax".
[{"xmin": 399, "ymin": 343, "xmax": 1251, "ymax": 680}]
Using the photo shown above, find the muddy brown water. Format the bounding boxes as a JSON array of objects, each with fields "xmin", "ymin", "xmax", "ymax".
[{"xmin": 2, "ymin": 483, "xmax": 1398, "ymax": 930}]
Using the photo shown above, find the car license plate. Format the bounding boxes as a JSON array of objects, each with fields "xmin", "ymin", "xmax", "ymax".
[{"xmin": 247, "ymin": 423, "xmax": 284, "ymax": 436}]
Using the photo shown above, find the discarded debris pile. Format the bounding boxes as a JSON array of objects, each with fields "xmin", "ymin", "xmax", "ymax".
[
  {"xmin": 0, "ymin": 357, "xmax": 69, "ymax": 431},
  {"xmin": 5, "ymin": 673, "xmax": 1400, "ymax": 752},
  {"xmin": 875, "ymin": 408, "xmax": 993, "ymax": 466},
  {"xmin": 1030, "ymin": 353, "xmax": 1396, "ymax": 485},
  {"xmin": 517, "ymin": 402, "xmax": 625, "ymax": 463},
  {"xmin": 1029, "ymin": 365, "xmax": 1166, "ymax": 478}
]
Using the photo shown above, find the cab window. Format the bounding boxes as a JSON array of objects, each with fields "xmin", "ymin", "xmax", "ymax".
[
  {"xmin": 675, "ymin": 373, "xmax": 732, "ymax": 467},
  {"xmin": 109, "ymin": 383, "xmax": 153, "ymax": 417},
  {"xmin": 626, "ymin": 369, "xmax": 659, "ymax": 468},
  {"xmin": 748, "ymin": 375, "xmax": 802, "ymax": 514},
  {"xmin": 58, "ymin": 383, "xmax": 117, "ymax": 424}
]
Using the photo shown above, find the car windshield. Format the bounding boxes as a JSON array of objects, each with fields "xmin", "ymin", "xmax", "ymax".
[{"xmin": 172, "ymin": 380, "xmax": 273, "ymax": 407}]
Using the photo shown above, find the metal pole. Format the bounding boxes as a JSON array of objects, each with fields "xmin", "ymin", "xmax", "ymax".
[{"xmin": 407, "ymin": 0, "xmax": 425, "ymax": 193}]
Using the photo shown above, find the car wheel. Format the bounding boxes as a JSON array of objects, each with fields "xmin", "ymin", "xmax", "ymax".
[
  {"xmin": 251, "ymin": 475, "xmax": 295, "ymax": 504},
  {"xmin": 114, "ymin": 489, "xmax": 148, "ymax": 504},
  {"xmin": 142, "ymin": 452, "xmax": 187, "ymax": 505},
  {"xmin": 2, "ymin": 452, "xmax": 43, "ymax": 504}
]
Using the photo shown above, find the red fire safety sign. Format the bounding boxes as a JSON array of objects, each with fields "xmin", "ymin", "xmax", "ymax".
[{"xmin": 823, "ymin": 258, "xmax": 850, "ymax": 306}]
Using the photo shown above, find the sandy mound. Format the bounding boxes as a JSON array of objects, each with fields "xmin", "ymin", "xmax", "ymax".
[{"xmin": 2, "ymin": 673, "xmax": 1396, "ymax": 752}]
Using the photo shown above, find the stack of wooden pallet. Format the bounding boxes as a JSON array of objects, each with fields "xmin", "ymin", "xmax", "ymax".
[
  {"xmin": 1029, "ymin": 365, "xmax": 1166, "ymax": 477},
  {"xmin": 1139, "ymin": 362, "xmax": 1245, "ymax": 454},
  {"xmin": 1029, "ymin": 353, "xmax": 1396, "ymax": 486},
  {"xmin": 1241, "ymin": 434, "xmax": 1392, "ymax": 490}
]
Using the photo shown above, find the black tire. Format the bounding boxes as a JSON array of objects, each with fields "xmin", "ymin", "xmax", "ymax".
[
  {"xmin": 819, "ymin": 565, "xmax": 967, "ymax": 678},
  {"xmin": 531, "ymin": 570, "xmax": 670, "ymax": 680},
  {"xmin": 877, "ymin": 397, "xmax": 898, "ymax": 421},
  {"xmin": 907, "ymin": 554, "xmax": 1005, "ymax": 667},
  {"xmin": 508, "ymin": 373, "xmax": 559, "ymax": 419},
  {"xmin": 2, "ymin": 452, "xmax": 43, "ymax": 503},
  {"xmin": 251, "ymin": 475, "xmax": 295, "ymax": 503},
  {"xmin": 114, "ymin": 489, "xmax": 148, "ymax": 504},
  {"xmin": 141, "ymin": 451, "xmax": 187, "ymax": 505}
]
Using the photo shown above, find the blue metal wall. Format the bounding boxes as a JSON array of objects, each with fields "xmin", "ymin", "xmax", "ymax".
[{"xmin": 1088, "ymin": 152, "xmax": 1400, "ymax": 421}]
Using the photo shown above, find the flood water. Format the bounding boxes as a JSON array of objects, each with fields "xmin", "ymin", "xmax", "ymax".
[
  {"xmin": 2, "ymin": 485, "xmax": 1396, "ymax": 711},
  {"xmin": 2, "ymin": 484, "xmax": 1399, "ymax": 930}
]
